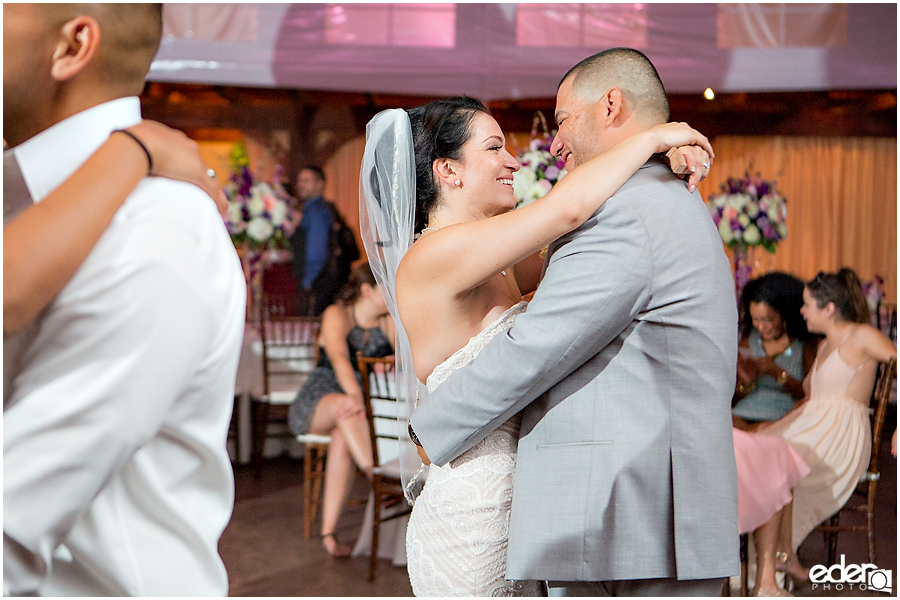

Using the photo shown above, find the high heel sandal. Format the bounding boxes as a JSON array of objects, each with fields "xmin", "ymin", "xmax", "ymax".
[
  {"xmin": 320, "ymin": 532, "xmax": 352, "ymax": 558},
  {"xmin": 775, "ymin": 551, "xmax": 809, "ymax": 591}
]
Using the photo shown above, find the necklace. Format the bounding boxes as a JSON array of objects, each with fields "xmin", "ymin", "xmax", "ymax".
[{"xmin": 421, "ymin": 226, "xmax": 507, "ymax": 276}]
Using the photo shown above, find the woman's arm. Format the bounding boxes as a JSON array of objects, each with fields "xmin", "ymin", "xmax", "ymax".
[
  {"xmin": 401, "ymin": 123, "xmax": 713, "ymax": 297},
  {"xmin": 319, "ymin": 305, "xmax": 364, "ymax": 403},
  {"xmin": 857, "ymin": 323, "xmax": 898, "ymax": 363},
  {"xmin": 4, "ymin": 121, "xmax": 224, "ymax": 336}
]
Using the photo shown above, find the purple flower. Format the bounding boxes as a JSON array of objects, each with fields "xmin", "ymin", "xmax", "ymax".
[
  {"xmin": 757, "ymin": 215, "xmax": 770, "ymax": 229},
  {"xmin": 730, "ymin": 219, "xmax": 742, "ymax": 232},
  {"xmin": 545, "ymin": 165, "xmax": 560, "ymax": 180},
  {"xmin": 763, "ymin": 224, "xmax": 777, "ymax": 239},
  {"xmin": 556, "ymin": 159, "xmax": 566, "ymax": 170}
]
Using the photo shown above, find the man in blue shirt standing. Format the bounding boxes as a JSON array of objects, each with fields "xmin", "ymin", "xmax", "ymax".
[{"xmin": 290, "ymin": 166, "xmax": 339, "ymax": 315}]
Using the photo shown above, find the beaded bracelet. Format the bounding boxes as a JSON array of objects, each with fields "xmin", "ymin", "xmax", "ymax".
[{"xmin": 112, "ymin": 129, "xmax": 153, "ymax": 175}]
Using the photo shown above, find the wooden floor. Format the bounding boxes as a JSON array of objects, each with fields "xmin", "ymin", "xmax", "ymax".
[{"xmin": 221, "ymin": 406, "xmax": 897, "ymax": 597}]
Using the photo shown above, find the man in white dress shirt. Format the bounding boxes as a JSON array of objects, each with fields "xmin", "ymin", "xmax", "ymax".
[{"xmin": 3, "ymin": 5, "xmax": 246, "ymax": 595}]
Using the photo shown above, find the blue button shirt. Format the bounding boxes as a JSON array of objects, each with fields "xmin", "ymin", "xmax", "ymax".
[{"xmin": 300, "ymin": 195, "xmax": 333, "ymax": 289}]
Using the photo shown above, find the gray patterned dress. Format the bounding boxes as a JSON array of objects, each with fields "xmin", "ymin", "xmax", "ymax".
[{"xmin": 288, "ymin": 316, "xmax": 393, "ymax": 436}]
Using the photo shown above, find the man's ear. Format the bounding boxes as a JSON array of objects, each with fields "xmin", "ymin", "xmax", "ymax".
[
  {"xmin": 597, "ymin": 87, "xmax": 626, "ymax": 126},
  {"xmin": 49, "ymin": 16, "xmax": 100, "ymax": 82}
]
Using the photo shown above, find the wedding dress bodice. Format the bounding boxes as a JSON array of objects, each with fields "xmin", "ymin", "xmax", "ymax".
[{"xmin": 406, "ymin": 302, "xmax": 541, "ymax": 597}]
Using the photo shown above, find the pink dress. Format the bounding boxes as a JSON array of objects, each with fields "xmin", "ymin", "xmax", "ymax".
[
  {"xmin": 733, "ymin": 428, "xmax": 810, "ymax": 534},
  {"xmin": 758, "ymin": 334, "xmax": 875, "ymax": 550}
]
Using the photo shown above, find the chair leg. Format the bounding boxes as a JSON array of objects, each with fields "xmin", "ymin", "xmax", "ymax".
[
  {"xmin": 370, "ymin": 476, "xmax": 381, "ymax": 583},
  {"xmin": 739, "ymin": 533, "xmax": 749, "ymax": 597},
  {"xmin": 302, "ymin": 444, "xmax": 314, "ymax": 538},
  {"xmin": 826, "ymin": 514, "xmax": 839, "ymax": 565},
  {"xmin": 311, "ymin": 446, "xmax": 326, "ymax": 532},
  {"xmin": 251, "ymin": 399, "xmax": 270, "ymax": 477},
  {"xmin": 866, "ymin": 483, "xmax": 877, "ymax": 565}
]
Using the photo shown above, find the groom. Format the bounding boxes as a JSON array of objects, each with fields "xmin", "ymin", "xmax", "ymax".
[{"xmin": 411, "ymin": 48, "xmax": 739, "ymax": 596}]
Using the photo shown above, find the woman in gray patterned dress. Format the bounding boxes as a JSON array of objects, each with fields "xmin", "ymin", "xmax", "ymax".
[{"xmin": 288, "ymin": 262, "xmax": 394, "ymax": 556}]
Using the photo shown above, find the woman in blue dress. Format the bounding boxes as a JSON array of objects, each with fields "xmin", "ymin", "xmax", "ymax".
[{"xmin": 733, "ymin": 272, "xmax": 817, "ymax": 428}]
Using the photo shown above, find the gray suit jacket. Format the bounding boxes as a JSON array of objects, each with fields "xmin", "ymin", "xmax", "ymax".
[{"xmin": 411, "ymin": 158, "xmax": 739, "ymax": 582}]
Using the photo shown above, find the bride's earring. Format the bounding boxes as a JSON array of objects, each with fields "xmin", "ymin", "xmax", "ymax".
[{"xmin": 453, "ymin": 179, "xmax": 461, "ymax": 187}]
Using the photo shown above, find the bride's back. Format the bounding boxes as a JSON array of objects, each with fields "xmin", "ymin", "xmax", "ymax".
[{"xmin": 397, "ymin": 244, "xmax": 521, "ymax": 383}]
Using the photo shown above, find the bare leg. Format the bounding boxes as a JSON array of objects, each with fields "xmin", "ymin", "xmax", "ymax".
[
  {"xmin": 318, "ymin": 427, "xmax": 353, "ymax": 556},
  {"xmin": 775, "ymin": 501, "xmax": 809, "ymax": 582},
  {"xmin": 306, "ymin": 393, "xmax": 375, "ymax": 556},
  {"xmin": 753, "ymin": 508, "xmax": 785, "ymax": 595},
  {"xmin": 308, "ymin": 393, "xmax": 373, "ymax": 476}
]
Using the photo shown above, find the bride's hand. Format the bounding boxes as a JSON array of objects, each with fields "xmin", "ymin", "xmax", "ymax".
[
  {"xmin": 666, "ymin": 145, "xmax": 712, "ymax": 191},
  {"xmin": 416, "ymin": 444, "xmax": 432, "ymax": 466}
]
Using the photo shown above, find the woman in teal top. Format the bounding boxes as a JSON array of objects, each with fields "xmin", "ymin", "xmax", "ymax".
[{"xmin": 733, "ymin": 272, "xmax": 817, "ymax": 427}]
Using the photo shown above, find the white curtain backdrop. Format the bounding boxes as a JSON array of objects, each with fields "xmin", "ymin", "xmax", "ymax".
[{"xmin": 152, "ymin": 3, "xmax": 896, "ymax": 100}]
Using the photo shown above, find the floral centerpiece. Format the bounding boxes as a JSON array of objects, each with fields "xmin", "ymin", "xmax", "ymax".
[
  {"xmin": 512, "ymin": 113, "xmax": 567, "ymax": 208},
  {"xmin": 707, "ymin": 172, "xmax": 787, "ymax": 253},
  {"xmin": 707, "ymin": 172, "xmax": 788, "ymax": 293},
  {"xmin": 223, "ymin": 142, "xmax": 294, "ymax": 251}
]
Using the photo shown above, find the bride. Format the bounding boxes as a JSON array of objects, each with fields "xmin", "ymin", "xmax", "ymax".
[{"xmin": 359, "ymin": 97, "xmax": 712, "ymax": 596}]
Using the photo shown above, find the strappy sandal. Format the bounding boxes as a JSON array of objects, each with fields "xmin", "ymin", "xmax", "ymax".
[
  {"xmin": 320, "ymin": 532, "xmax": 352, "ymax": 558},
  {"xmin": 775, "ymin": 551, "xmax": 809, "ymax": 591}
]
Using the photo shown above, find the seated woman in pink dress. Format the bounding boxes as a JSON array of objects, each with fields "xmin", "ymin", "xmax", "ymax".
[
  {"xmin": 755, "ymin": 268, "xmax": 897, "ymax": 590},
  {"xmin": 734, "ymin": 428, "xmax": 809, "ymax": 596}
]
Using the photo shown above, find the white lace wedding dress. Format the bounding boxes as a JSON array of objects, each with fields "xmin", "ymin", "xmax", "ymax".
[{"xmin": 406, "ymin": 302, "xmax": 542, "ymax": 597}]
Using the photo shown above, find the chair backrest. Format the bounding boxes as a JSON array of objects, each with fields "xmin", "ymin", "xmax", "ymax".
[
  {"xmin": 259, "ymin": 304, "xmax": 321, "ymax": 399},
  {"xmin": 865, "ymin": 357, "xmax": 896, "ymax": 480},
  {"xmin": 357, "ymin": 355, "xmax": 401, "ymax": 468}
]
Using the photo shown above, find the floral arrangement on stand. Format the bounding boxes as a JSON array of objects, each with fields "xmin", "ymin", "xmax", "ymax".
[
  {"xmin": 223, "ymin": 142, "xmax": 294, "ymax": 252},
  {"xmin": 512, "ymin": 112, "xmax": 567, "ymax": 209},
  {"xmin": 222, "ymin": 142, "xmax": 296, "ymax": 319},
  {"xmin": 706, "ymin": 172, "xmax": 788, "ymax": 293}
]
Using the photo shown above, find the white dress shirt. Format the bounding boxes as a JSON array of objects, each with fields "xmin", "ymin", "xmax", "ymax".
[{"xmin": 3, "ymin": 97, "xmax": 246, "ymax": 596}]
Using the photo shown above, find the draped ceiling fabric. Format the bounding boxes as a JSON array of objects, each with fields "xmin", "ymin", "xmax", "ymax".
[{"xmin": 152, "ymin": 3, "xmax": 897, "ymax": 98}]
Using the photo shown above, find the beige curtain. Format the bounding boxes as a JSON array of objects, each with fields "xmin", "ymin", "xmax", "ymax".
[
  {"xmin": 696, "ymin": 136, "xmax": 897, "ymax": 302},
  {"xmin": 324, "ymin": 134, "xmax": 897, "ymax": 302},
  {"xmin": 323, "ymin": 137, "xmax": 367, "ymax": 253}
]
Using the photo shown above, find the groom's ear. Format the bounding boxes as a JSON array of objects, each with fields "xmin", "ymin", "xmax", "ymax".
[{"xmin": 599, "ymin": 87, "xmax": 627, "ymax": 126}]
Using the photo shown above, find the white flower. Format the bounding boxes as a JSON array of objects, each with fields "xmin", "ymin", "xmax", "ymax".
[
  {"xmin": 743, "ymin": 223, "xmax": 761, "ymax": 244},
  {"xmin": 269, "ymin": 200, "xmax": 289, "ymax": 226},
  {"xmin": 247, "ymin": 217, "xmax": 274, "ymax": 242},
  {"xmin": 745, "ymin": 202, "xmax": 759, "ymax": 218},
  {"xmin": 248, "ymin": 194, "xmax": 265, "ymax": 217},
  {"xmin": 529, "ymin": 139, "xmax": 544, "ymax": 152},
  {"xmin": 227, "ymin": 201, "xmax": 243, "ymax": 224},
  {"xmin": 718, "ymin": 219, "xmax": 734, "ymax": 244},
  {"xmin": 738, "ymin": 214, "xmax": 750, "ymax": 227},
  {"xmin": 521, "ymin": 151, "xmax": 546, "ymax": 168},
  {"xmin": 513, "ymin": 167, "xmax": 538, "ymax": 201},
  {"xmin": 776, "ymin": 223, "xmax": 788, "ymax": 238},
  {"xmin": 536, "ymin": 179, "xmax": 552, "ymax": 196}
]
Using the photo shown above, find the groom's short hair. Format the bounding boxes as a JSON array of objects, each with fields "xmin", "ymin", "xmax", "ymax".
[{"xmin": 560, "ymin": 47, "xmax": 670, "ymax": 124}]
